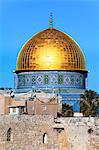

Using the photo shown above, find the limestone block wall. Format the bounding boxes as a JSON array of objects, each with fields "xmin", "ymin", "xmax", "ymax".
[
  {"xmin": 0, "ymin": 115, "xmax": 98, "ymax": 150},
  {"xmin": 57, "ymin": 117, "xmax": 95, "ymax": 150},
  {"xmin": 88, "ymin": 118, "xmax": 99, "ymax": 150}
]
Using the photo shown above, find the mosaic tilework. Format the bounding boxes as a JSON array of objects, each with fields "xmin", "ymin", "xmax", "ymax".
[
  {"xmin": 62, "ymin": 93, "xmax": 81, "ymax": 112},
  {"xmin": 15, "ymin": 71, "xmax": 87, "ymax": 90}
]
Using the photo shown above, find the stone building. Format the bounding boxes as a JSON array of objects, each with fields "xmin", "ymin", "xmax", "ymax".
[
  {"xmin": 0, "ymin": 90, "xmax": 13, "ymax": 114},
  {"xmin": 0, "ymin": 115, "xmax": 99, "ymax": 150},
  {"xmin": 26, "ymin": 92, "xmax": 61, "ymax": 116},
  {"xmin": 0, "ymin": 90, "xmax": 61, "ymax": 117}
]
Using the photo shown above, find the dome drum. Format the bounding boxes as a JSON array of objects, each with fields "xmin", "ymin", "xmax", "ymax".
[{"xmin": 14, "ymin": 70, "xmax": 87, "ymax": 91}]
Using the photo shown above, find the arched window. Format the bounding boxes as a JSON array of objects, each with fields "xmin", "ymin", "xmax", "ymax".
[
  {"xmin": 7, "ymin": 128, "xmax": 13, "ymax": 142},
  {"xmin": 43, "ymin": 133, "xmax": 48, "ymax": 144}
]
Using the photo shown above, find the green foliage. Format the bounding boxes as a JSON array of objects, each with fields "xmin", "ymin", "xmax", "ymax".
[
  {"xmin": 62, "ymin": 103, "xmax": 74, "ymax": 117},
  {"xmin": 80, "ymin": 90, "xmax": 99, "ymax": 116}
]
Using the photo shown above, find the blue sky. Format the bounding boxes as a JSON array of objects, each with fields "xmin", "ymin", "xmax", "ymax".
[{"xmin": 0, "ymin": 0, "xmax": 99, "ymax": 93}]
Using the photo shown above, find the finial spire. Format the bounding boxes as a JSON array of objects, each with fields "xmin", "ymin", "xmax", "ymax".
[{"xmin": 49, "ymin": 12, "xmax": 53, "ymax": 29}]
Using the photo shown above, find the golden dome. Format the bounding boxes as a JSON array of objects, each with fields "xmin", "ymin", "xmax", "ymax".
[{"xmin": 16, "ymin": 28, "xmax": 86, "ymax": 71}]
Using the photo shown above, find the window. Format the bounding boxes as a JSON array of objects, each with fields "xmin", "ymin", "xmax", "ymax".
[
  {"xmin": 7, "ymin": 128, "xmax": 13, "ymax": 142},
  {"xmin": 42, "ymin": 105, "xmax": 47, "ymax": 111},
  {"xmin": 44, "ymin": 75, "xmax": 49, "ymax": 84},
  {"xmin": 43, "ymin": 133, "xmax": 48, "ymax": 144},
  {"xmin": 58, "ymin": 75, "xmax": 63, "ymax": 84},
  {"xmin": 21, "ymin": 75, "xmax": 25, "ymax": 84},
  {"xmin": 32, "ymin": 76, "xmax": 36, "ymax": 85},
  {"xmin": 80, "ymin": 75, "xmax": 83, "ymax": 86}
]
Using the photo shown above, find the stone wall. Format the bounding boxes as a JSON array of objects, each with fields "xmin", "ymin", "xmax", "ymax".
[{"xmin": 0, "ymin": 115, "xmax": 99, "ymax": 150}]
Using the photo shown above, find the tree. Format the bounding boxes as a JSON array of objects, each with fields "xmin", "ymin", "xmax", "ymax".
[
  {"xmin": 62, "ymin": 103, "xmax": 74, "ymax": 117},
  {"xmin": 80, "ymin": 90, "xmax": 99, "ymax": 117}
]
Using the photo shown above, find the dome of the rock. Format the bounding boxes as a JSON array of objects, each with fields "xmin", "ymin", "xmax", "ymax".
[{"xmin": 14, "ymin": 23, "xmax": 88, "ymax": 113}]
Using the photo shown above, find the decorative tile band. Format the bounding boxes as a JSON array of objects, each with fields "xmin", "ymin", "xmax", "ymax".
[{"xmin": 14, "ymin": 71, "xmax": 87, "ymax": 90}]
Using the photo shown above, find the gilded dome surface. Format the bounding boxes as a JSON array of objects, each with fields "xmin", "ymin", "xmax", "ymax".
[{"xmin": 17, "ymin": 28, "xmax": 86, "ymax": 71}]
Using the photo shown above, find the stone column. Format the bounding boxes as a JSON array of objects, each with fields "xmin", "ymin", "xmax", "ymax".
[{"xmin": 9, "ymin": 108, "xmax": 13, "ymax": 115}]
